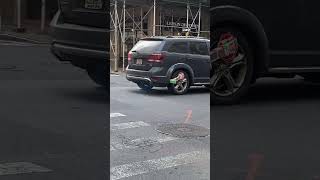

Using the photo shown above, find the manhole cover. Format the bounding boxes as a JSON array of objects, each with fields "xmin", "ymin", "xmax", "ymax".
[
  {"xmin": 156, "ymin": 123, "xmax": 210, "ymax": 138},
  {"xmin": 0, "ymin": 64, "xmax": 17, "ymax": 70}
]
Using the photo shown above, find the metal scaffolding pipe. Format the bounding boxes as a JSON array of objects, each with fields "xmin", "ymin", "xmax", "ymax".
[
  {"xmin": 186, "ymin": 2, "xmax": 189, "ymax": 31},
  {"xmin": 114, "ymin": 0, "xmax": 119, "ymax": 72},
  {"xmin": 198, "ymin": 2, "xmax": 201, "ymax": 37},
  {"xmin": 122, "ymin": 0, "xmax": 126, "ymax": 71},
  {"xmin": 153, "ymin": 0, "xmax": 156, "ymax": 36}
]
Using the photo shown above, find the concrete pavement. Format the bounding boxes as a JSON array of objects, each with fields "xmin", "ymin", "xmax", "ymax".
[{"xmin": 110, "ymin": 75, "xmax": 210, "ymax": 180}]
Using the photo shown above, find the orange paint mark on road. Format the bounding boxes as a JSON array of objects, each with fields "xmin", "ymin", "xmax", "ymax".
[
  {"xmin": 245, "ymin": 153, "xmax": 264, "ymax": 180},
  {"xmin": 184, "ymin": 110, "xmax": 193, "ymax": 124}
]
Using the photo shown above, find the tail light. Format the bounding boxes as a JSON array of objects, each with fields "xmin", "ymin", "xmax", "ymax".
[
  {"xmin": 128, "ymin": 52, "xmax": 132, "ymax": 61},
  {"xmin": 148, "ymin": 53, "xmax": 165, "ymax": 63}
]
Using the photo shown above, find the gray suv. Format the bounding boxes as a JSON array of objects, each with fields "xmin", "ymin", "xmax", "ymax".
[{"xmin": 126, "ymin": 36, "xmax": 210, "ymax": 95}]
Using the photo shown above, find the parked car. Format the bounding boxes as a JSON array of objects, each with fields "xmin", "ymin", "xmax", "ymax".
[
  {"xmin": 211, "ymin": 1, "xmax": 320, "ymax": 104},
  {"xmin": 126, "ymin": 36, "xmax": 210, "ymax": 95},
  {"xmin": 50, "ymin": 0, "xmax": 108, "ymax": 86}
]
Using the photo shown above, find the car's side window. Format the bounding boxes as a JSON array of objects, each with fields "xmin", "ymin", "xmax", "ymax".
[
  {"xmin": 190, "ymin": 41, "xmax": 209, "ymax": 55},
  {"xmin": 168, "ymin": 42, "xmax": 189, "ymax": 54}
]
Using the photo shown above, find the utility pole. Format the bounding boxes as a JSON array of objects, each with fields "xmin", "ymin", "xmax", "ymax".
[
  {"xmin": 17, "ymin": 0, "xmax": 21, "ymax": 30},
  {"xmin": 0, "ymin": 7, "xmax": 2, "ymax": 32},
  {"xmin": 41, "ymin": 0, "xmax": 46, "ymax": 32}
]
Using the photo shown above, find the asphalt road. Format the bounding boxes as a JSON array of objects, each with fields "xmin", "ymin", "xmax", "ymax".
[
  {"xmin": 0, "ymin": 41, "xmax": 107, "ymax": 179},
  {"xmin": 214, "ymin": 77, "xmax": 320, "ymax": 180},
  {"xmin": 110, "ymin": 75, "xmax": 210, "ymax": 180}
]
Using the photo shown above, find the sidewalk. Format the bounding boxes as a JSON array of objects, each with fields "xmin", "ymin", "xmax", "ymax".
[
  {"xmin": 0, "ymin": 23, "xmax": 52, "ymax": 44},
  {"xmin": 110, "ymin": 67, "xmax": 126, "ymax": 75}
]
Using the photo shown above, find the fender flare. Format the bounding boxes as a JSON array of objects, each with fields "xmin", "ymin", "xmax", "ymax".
[
  {"xmin": 211, "ymin": 5, "xmax": 269, "ymax": 76},
  {"xmin": 166, "ymin": 63, "xmax": 195, "ymax": 84}
]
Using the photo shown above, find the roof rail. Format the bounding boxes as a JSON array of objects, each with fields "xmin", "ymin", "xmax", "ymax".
[{"xmin": 166, "ymin": 36, "xmax": 207, "ymax": 39}]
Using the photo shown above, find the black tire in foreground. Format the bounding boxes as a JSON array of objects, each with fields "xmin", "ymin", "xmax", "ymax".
[
  {"xmin": 210, "ymin": 27, "xmax": 254, "ymax": 105},
  {"xmin": 168, "ymin": 70, "xmax": 190, "ymax": 95},
  {"xmin": 137, "ymin": 82, "xmax": 153, "ymax": 92},
  {"xmin": 87, "ymin": 62, "xmax": 107, "ymax": 87}
]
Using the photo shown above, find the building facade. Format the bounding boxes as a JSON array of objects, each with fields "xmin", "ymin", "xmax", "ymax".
[{"xmin": 0, "ymin": 0, "xmax": 58, "ymax": 32}]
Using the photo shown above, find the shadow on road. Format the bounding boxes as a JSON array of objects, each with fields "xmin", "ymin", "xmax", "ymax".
[
  {"xmin": 58, "ymin": 86, "xmax": 107, "ymax": 104},
  {"xmin": 243, "ymin": 79, "xmax": 320, "ymax": 105},
  {"xmin": 129, "ymin": 86, "xmax": 209, "ymax": 96}
]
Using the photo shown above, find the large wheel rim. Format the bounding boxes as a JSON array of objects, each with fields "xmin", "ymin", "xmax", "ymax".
[
  {"xmin": 210, "ymin": 33, "xmax": 248, "ymax": 97},
  {"xmin": 173, "ymin": 72, "xmax": 188, "ymax": 93}
]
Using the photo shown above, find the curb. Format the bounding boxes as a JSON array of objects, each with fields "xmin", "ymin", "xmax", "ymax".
[{"xmin": 0, "ymin": 33, "xmax": 50, "ymax": 45}]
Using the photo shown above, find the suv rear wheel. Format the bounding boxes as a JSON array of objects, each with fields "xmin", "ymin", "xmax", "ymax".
[
  {"xmin": 87, "ymin": 62, "xmax": 107, "ymax": 87},
  {"xmin": 168, "ymin": 70, "xmax": 190, "ymax": 95},
  {"xmin": 210, "ymin": 27, "xmax": 254, "ymax": 105},
  {"xmin": 137, "ymin": 82, "xmax": 153, "ymax": 92}
]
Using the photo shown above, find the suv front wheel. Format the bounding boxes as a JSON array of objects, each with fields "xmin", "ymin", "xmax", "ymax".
[
  {"xmin": 210, "ymin": 27, "xmax": 254, "ymax": 105},
  {"xmin": 168, "ymin": 70, "xmax": 190, "ymax": 95}
]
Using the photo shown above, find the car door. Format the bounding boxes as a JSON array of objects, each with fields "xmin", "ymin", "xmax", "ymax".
[
  {"xmin": 166, "ymin": 40, "xmax": 189, "ymax": 67},
  {"xmin": 188, "ymin": 41, "xmax": 210, "ymax": 83}
]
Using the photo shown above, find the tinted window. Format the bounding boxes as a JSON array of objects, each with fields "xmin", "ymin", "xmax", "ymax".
[
  {"xmin": 168, "ymin": 42, "xmax": 189, "ymax": 53},
  {"xmin": 190, "ymin": 41, "xmax": 209, "ymax": 55},
  {"xmin": 131, "ymin": 40, "xmax": 163, "ymax": 53}
]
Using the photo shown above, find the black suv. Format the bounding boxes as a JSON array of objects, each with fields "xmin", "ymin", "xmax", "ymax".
[
  {"xmin": 126, "ymin": 36, "xmax": 210, "ymax": 95},
  {"xmin": 211, "ymin": 2, "xmax": 320, "ymax": 104},
  {"xmin": 50, "ymin": 0, "xmax": 108, "ymax": 86}
]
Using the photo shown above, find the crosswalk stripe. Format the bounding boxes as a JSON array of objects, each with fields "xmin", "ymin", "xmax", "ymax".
[
  {"xmin": 110, "ymin": 151, "xmax": 209, "ymax": 180},
  {"xmin": 110, "ymin": 113, "xmax": 126, "ymax": 118},
  {"xmin": 111, "ymin": 121, "xmax": 150, "ymax": 131},
  {"xmin": 0, "ymin": 162, "xmax": 52, "ymax": 176},
  {"xmin": 110, "ymin": 136, "xmax": 179, "ymax": 151}
]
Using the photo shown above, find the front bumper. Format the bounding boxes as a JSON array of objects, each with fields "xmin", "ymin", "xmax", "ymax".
[{"xmin": 50, "ymin": 11, "xmax": 108, "ymax": 64}]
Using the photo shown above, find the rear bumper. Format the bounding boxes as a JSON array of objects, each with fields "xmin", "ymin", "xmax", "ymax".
[
  {"xmin": 126, "ymin": 68, "xmax": 168, "ymax": 87},
  {"xmin": 50, "ymin": 11, "xmax": 108, "ymax": 66}
]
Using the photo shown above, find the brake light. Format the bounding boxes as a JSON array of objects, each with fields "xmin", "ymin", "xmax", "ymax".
[
  {"xmin": 148, "ymin": 53, "xmax": 165, "ymax": 63},
  {"xmin": 128, "ymin": 52, "xmax": 132, "ymax": 61}
]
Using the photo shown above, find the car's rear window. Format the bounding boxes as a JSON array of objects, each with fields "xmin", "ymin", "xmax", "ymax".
[{"xmin": 131, "ymin": 40, "xmax": 163, "ymax": 53}]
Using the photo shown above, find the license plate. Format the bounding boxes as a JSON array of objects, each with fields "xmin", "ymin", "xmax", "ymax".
[
  {"xmin": 85, "ymin": 0, "xmax": 103, "ymax": 10},
  {"xmin": 136, "ymin": 59, "xmax": 143, "ymax": 65}
]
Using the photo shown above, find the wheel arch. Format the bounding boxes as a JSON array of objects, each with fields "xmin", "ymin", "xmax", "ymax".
[
  {"xmin": 211, "ymin": 5, "xmax": 270, "ymax": 78},
  {"xmin": 166, "ymin": 63, "xmax": 195, "ymax": 84}
]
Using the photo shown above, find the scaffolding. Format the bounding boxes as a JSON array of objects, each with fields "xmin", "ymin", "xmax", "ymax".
[{"xmin": 110, "ymin": 0, "xmax": 209, "ymax": 72}]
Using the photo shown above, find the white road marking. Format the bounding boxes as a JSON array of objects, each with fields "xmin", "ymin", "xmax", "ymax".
[
  {"xmin": 110, "ymin": 74, "xmax": 120, "ymax": 77},
  {"xmin": 0, "ymin": 162, "xmax": 52, "ymax": 176},
  {"xmin": 110, "ymin": 136, "xmax": 179, "ymax": 151},
  {"xmin": 111, "ymin": 121, "xmax": 150, "ymax": 131},
  {"xmin": 110, "ymin": 151, "xmax": 209, "ymax": 180},
  {"xmin": 110, "ymin": 113, "xmax": 126, "ymax": 118}
]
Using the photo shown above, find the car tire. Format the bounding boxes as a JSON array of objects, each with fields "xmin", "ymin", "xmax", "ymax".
[
  {"xmin": 302, "ymin": 73, "xmax": 320, "ymax": 83},
  {"xmin": 210, "ymin": 26, "xmax": 254, "ymax": 105},
  {"xmin": 87, "ymin": 62, "xmax": 107, "ymax": 87},
  {"xmin": 137, "ymin": 82, "xmax": 153, "ymax": 92},
  {"xmin": 168, "ymin": 70, "xmax": 190, "ymax": 95}
]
